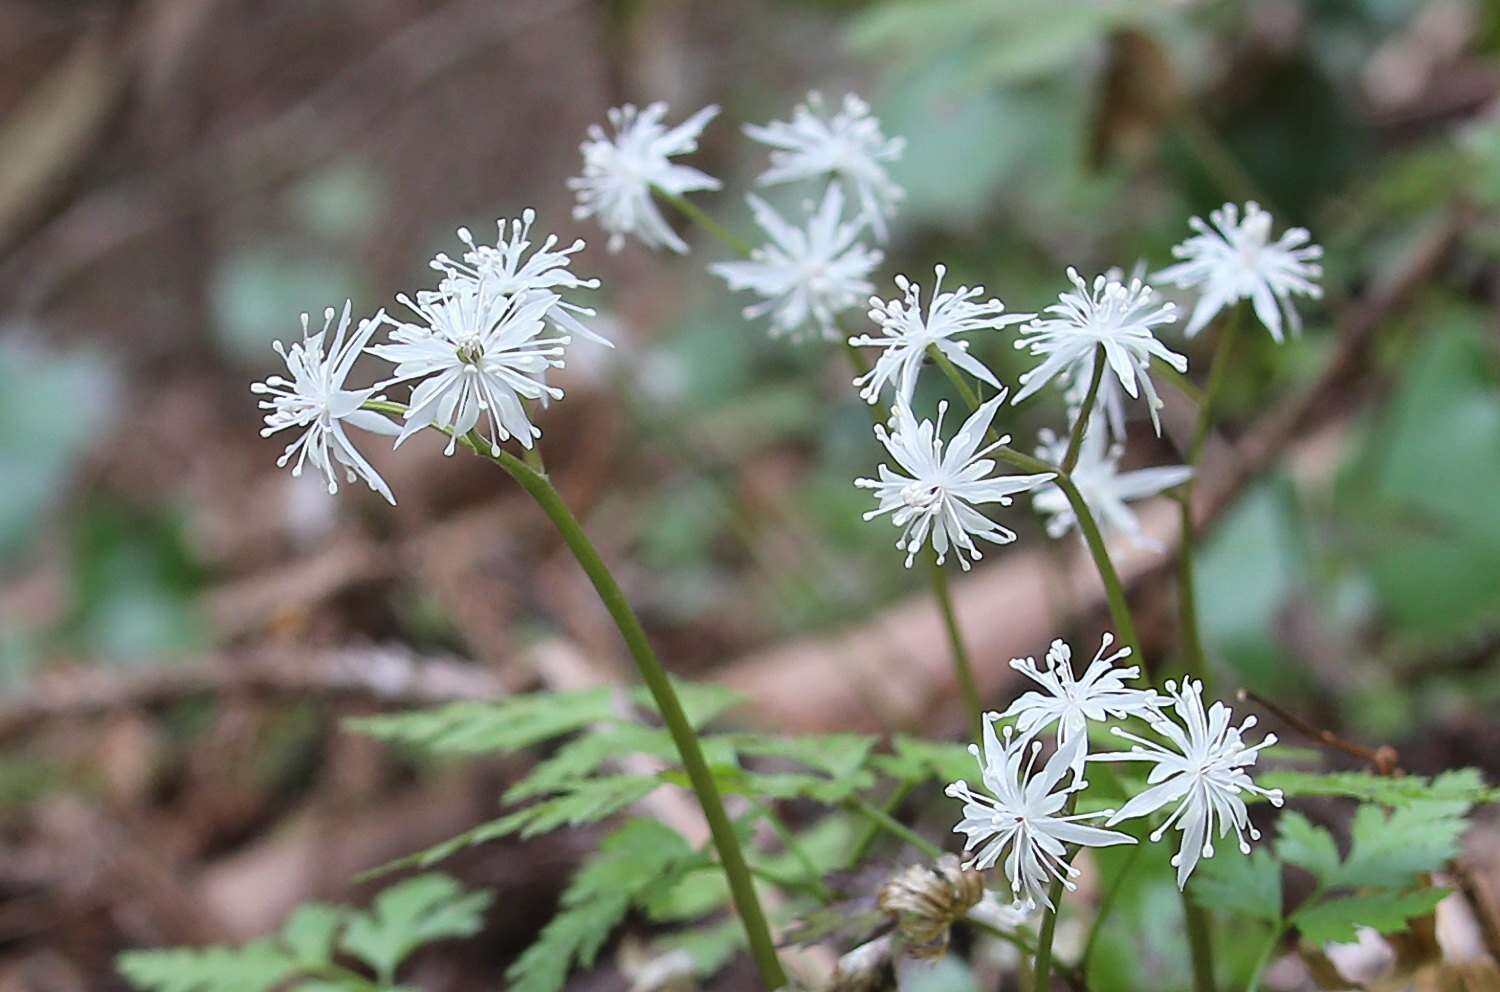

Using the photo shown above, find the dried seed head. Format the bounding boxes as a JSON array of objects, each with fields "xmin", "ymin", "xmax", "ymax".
[{"xmin": 877, "ymin": 855, "xmax": 986, "ymax": 959}]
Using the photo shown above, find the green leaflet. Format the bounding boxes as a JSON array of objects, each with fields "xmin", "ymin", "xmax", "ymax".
[
  {"xmin": 1291, "ymin": 889, "xmax": 1450, "ymax": 945},
  {"xmin": 348, "ymin": 688, "xmax": 617, "ymax": 754},
  {"xmin": 1260, "ymin": 768, "xmax": 1497, "ymax": 808},
  {"xmin": 340, "ymin": 874, "xmax": 492, "ymax": 983},
  {"xmin": 1191, "ymin": 848, "xmax": 1282, "ymax": 923},
  {"xmin": 117, "ymin": 875, "xmax": 488, "ymax": 992},
  {"xmin": 507, "ymin": 819, "xmax": 699, "ymax": 992}
]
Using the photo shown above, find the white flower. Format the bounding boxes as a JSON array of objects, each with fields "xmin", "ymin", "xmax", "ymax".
[
  {"xmin": 744, "ymin": 92, "xmax": 905, "ymax": 241},
  {"xmin": 710, "ymin": 184, "xmax": 882, "ymax": 342},
  {"xmin": 368, "ymin": 281, "xmax": 567, "ymax": 454},
  {"xmin": 1031, "ymin": 421, "xmax": 1192, "ymax": 550},
  {"xmin": 251, "ymin": 302, "xmax": 399, "ymax": 504},
  {"xmin": 430, "ymin": 210, "xmax": 611, "ymax": 347},
  {"xmin": 1096, "ymin": 678, "xmax": 1284, "ymax": 889},
  {"xmin": 568, "ymin": 102, "xmax": 721, "ymax": 254},
  {"xmin": 998, "ymin": 633, "xmax": 1159, "ymax": 770},
  {"xmin": 1154, "ymin": 201, "xmax": 1323, "ymax": 341},
  {"xmin": 946, "ymin": 722, "xmax": 1135, "ymax": 910},
  {"xmin": 850, "ymin": 265, "xmax": 1031, "ymax": 405},
  {"xmin": 1012, "ymin": 268, "xmax": 1185, "ymax": 436},
  {"xmin": 856, "ymin": 395, "xmax": 1053, "ymax": 570}
]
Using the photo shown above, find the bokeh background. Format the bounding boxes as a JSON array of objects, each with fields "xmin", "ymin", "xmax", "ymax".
[{"xmin": 1, "ymin": 0, "xmax": 1499, "ymax": 989}]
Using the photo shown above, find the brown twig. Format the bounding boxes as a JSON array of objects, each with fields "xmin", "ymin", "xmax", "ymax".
[{"xmin": 1235, "ymin": 688, "xmax": 1401, "ymax": 774}]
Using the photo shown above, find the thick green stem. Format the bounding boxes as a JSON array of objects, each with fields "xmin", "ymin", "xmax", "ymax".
[
  {"xmin": 1183, "ymin": 896, "xmax": 1217, "ymax": 992},
  {"xmin": 1060, "ymin": 345, "xmax": 1106, "ymax": 474},
  {"xmin": 653, "ymin": 186, "xmax": 755, "ymax": 257},
  {"xmin": 930, "ymin": 555, "xmax": 984, "ymax": 740},
  {"xmin": 364, "ymin": 401, "xmax": 788, "ymax": 990}
]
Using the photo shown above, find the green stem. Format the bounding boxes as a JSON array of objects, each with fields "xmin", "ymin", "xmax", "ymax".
[
  {"xmin": 927, "ymin": 348, "xmax": 1144, "ymax": 669},
  {"xmin": 1183, "ymin": 895, "xmax": 1217, "ymax": 992},
  {"xmin": 847, "ymin": 797, "xmax": 943, "ymax": 860},
  {"xmin": 930, "ymin": 555, "xmax": 984, "ymax": 740},
  {"xmin": 842, "ymin": 343, "xmax": 988, "ymax": 734},
  {"xmin": 750, "ymin": 799, "xmax": 833, "ymax": 904},
  {"xmin": 1033, "ymin": 876, "xmax": 1069, "ymax": 991},
  {"xmin": 1189, "ymin": 310, "xmax": 1241, "ymax": 464},
  {"xmin": 1244, "ymin": 922, "xmax": 1286, "ymax": 992},
  {"xmin": 363, "ymin": 401, "xmax": 788, "ymax": 990},
  {"xmin": 1060, "ymin": 345, "xmax": 1106, "ymax": 474},
  {"xmin": 1178, "ymin": 309, "xmax": 1239, "ymax": 684},
  {"xmin": 1080, "ymin": 844, "xmax": 1142, "ymax": 970},
  {"xmin": 652, "ymin": 186, "xmax": 755, "ymax": 257},
  {"xmin": 847, "ymin": 782, "xmax": 913, "ymax": 867}
]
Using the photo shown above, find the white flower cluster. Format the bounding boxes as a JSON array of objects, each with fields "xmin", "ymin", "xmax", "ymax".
[
  {"xmin": 946, "ymin": 634, "xmax": 1284, "ymax": 907},
  {"xmin": 251, "ymin": 210, "xmax": 610, "ymax": 503}
]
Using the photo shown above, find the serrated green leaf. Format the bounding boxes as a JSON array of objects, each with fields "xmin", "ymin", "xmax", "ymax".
[
  {"xmin": 704, "ymin": 766, "xmax": 873, "ymax": 804},
  {"xmin": 654, "ymin": 919, "xmax": 745, "ymax": 978},
  {"xmin": 874, "ymin": 735, "xmax": 975, "ymax": 785},
  {"xmin": 1292, "ymin": 888, "xmax": 1449, "ymax": 945},
  {"xmin": 340, "ymin": 874, "xmax": 491, "ymax": 982},
  {"xmin": 730, "ymin": 733, "xmax": 877, "ymax": 779},
  {"xmin": 347, "ymin": 688, "xmax": 616, "ymax": 754},
  {"xmin": 117, "ymin": 942, "xmax": 300, "ymax": 992},
  {"xmin": 507, "ymin": 820, "xmax": 698, "ymax": 992},
  {"xmin": 505, "ymin": 725, "xmax": 678, "ymax": 802},
  {"xmin": 1275, "ymin": 812, "xmax": 1341, "ymax": 884},
  {"xmin": 1261, "ymin": 768, "xmax": 1496, "ymax": 808},
  {"xmin": 1336, "ymin": 803, "xmax": 1468, "ymax": 889},
  {"xmin": 1190, "ymin": 847, "xmax": 1282, "ymax": 922}
]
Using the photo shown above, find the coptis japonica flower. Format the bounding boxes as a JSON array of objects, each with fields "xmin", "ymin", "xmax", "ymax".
[
  {"xmin": 1154, "ymin": 201, "xmax": 1324, "ymax": 342},
  {"xmin": 850, "ymin": 266, "xmax": 1031, "ymax": 405},
  {"xmin": 946, "ymin": 723, "xmax": 1135, "ymax": 911},
  {"xmin": 1097, "ymin": 678, "xmax": 1285, "ymax": 888},
  {"xmin": 569, "ymin": 102, "xmax": 721, "ymax": 254},
  {"xmin": 251, "ymin": 301, "xmax": 399, "ymax": 504},
  {"xmin": 1012, "ymin": 268, "xmax": 1185, "ymax": 436},
  {"xmin": 1031, "ymin": 420, "xmax": 1192, "ymax": 550},
  {"xmin": 999, "ymin": 633, "xmax": 1159, "ymax": 770},
  {"xmin": 856, "ymin": 395, "xmax": 1054, "ymax": 570},
  {"xmin": 710, "ymin": 183, "xmax": 882, "ymax": 342},
  {"xmin": 744, "ymin": 92, "xmax": 905, "ymax": 242},
  {"xmin": 369, "ymin": 281, "xmax": 567, "ymax": 455},
  {"xmin": 430, "ymin": 210, "xmax": 611, "ymax": 348}
]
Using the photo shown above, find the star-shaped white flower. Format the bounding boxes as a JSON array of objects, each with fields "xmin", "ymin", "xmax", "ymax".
[
  {"xmin": 850, "ymin": 265, "xmax": 1031, "ymax": 405},
  {"xmin": 1031, "ymin": 421, "xmax": 1192, "ymax": 550},
  {"xmin": 369, "ymin": 281, "xmax": 567, "ymax": 454},
  {"xmin": 856, "ymin": 395, "xmax": 1053, "ymax": 570},
  {"xmin": 947, "ymin": 722, "xmax": 1135, "ymax": 910},
  {"xmin": 744, "ymin": 92, "xmax": 905, "ymax": 241},
  {"xmin": 999, "ymin": 633, "xmax": 1159, "ymax": 770},
  {"xmin": 251, "ymin": 301, "xmax": 399, "ymax": 504},
  {"xmin": 430, "ymin": 210, "xmax": 611, "ymax": 348},
  {"xmin": 568, "ymin": 102, "xmax": 721, "ymax": 254},
  {"xmin": 710, "ymin": 183, "xmax": 882, "ymax": 342},
  {"xmin": 1096, "ymin": 678, "xmax": 1284, "ymax": 889},
  {"xmin": 1154, "ymin": 201, "xmax": 1323, "ymax": 342},
  {"xmin": 1011, "ymin": 268, "xmax": 1186, "ymax": 436}
]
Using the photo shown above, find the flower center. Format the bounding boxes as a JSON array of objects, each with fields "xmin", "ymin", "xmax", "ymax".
[
  {"xmin": 456, "ymin": 339, "xmax": 484, "ymax": 368},
  {"xmin": 901, "ymin": 481, "xmax": 944, "ymax": 510}
]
